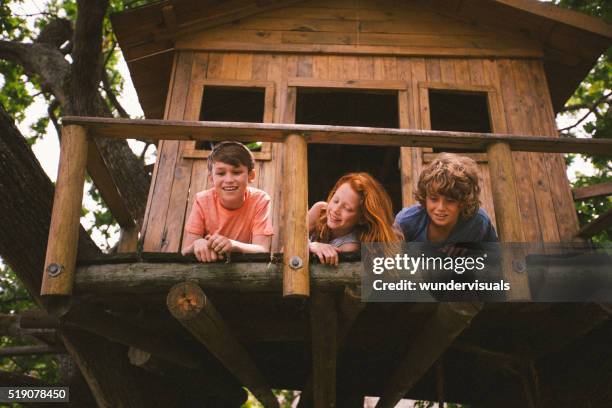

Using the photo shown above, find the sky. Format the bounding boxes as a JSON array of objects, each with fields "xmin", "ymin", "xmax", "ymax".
[{"xmin": 3, "ymin": 0, "xmax": 601, "ymax": 249}]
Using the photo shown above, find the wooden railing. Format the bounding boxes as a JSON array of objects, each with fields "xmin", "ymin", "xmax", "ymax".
[{"xmin": 41, "ymin": 116, "xmax": 612, "ymax": 300}]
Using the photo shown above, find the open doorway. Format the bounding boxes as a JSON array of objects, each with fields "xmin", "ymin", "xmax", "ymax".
[{"xmin": 295, "ymin": 88, "xmax": 402, "ymax": 213}]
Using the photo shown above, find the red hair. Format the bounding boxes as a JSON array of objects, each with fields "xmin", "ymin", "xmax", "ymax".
[{"xmin": 313, "ymin": 173, "xmax": 401, "ymax": 243}]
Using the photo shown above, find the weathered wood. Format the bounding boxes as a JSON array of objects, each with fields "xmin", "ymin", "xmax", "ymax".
[
  {"xmin": 128, "ymin": 347, "xmax": 248, "ymax": 407},
  {"xmin": 62, "ymin": 302, "xmax": 200, "ymax": 369},
  {"xmin": 576, "ymin": 208, "xmax": 612, "ymax": 238},
  {"xmin": 167, "ymin": 281, "xmax": 279, "ymax": 407},
  {"xmin": 41, "ymin": 125, "xmax": 89, "ymax": 297},
  {"xmin": 375, "ymin": 302, "xmax": 482, "ymax": 408},
  {"xmin": 117, "ymin": 225, "xmax": 139, "ymax": 253},
  {"xmin": 62, "ymin": 116, "xmax": 612, "ymax": 155},
  {"xmin": 486, "ymin": 142, "xmax": 531, "ymax": 300},
  {"xmin": 310, "ymin": 291, "xmax": 337, "ymax": 408},
  {"xmin": 283, "ymin": 134, "xmax": 310, "ymax": 297},
  {"xmin": 60, "ymin": 327, "xmax": 180, "ymax": 408},
  {"xmin": 573, "ymin": 181, "xmax": 612, "ymax": 201},
  {"xmin": 0, "ymin": 345, "xmax": 65, "ymax": 356}
]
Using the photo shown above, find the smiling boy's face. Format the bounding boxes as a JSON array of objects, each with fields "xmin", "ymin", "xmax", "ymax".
[
  {"xmin": 210, "ymin": 161, "xmax": 255, "ymax": 209},
  {"xmin": 425, "ymin": 190, "xmax": 461, "ymax": 231}
]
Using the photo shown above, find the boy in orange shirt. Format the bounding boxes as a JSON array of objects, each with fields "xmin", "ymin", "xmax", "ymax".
[{"xmin": 182, "ymin": 141, "xmax": 273, "ymax": 262}]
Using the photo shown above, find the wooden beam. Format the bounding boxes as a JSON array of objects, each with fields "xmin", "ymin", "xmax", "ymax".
[
  {"xmin": 75, "ymin": 261, "xmax": 361, "ymax": 295},
  {"xmin": 283, "ymin": 134, "xmax": 309, "ymax": 297},
  {"xmin": 376, "ymin": 302, "xmax": 482, "ymax": 408},
  {"xmin": 62, "ymin": 116, "xmax": 612, "ymax": 155},
  {"xmin": 310, "ymin": 291, "xmax": 337, "ymax": 408},
  {"xmin": 486, "ymin": 142, "xmax": 530, "ymax": 301},
  {"xmin": 576, "ymin": 207, "xmax": 612, "ymax": 238},
  {"xmin": 61, "ymin": 302, "xmax": 200, "ymax": 369},
  {"xmin": 0, "ymin": 345, "xmax": 65, "ymax": 356},
  {"xmin": 41, "ymin": 125, "xmax": 89, "ymax": 297},
  {"xmin": 117, "ymin": 225, "xmax": 139, "ymax": 253},
  {"xmin": 128, "ymin": 347, "xmax": 248, "ymax": 407},
  {"xmin": 167, "ymin": 281, "xmax": 279, "ymax": 407},
  {"xmin": 491, "ymin": 0, "xmax": 612, "ymax": 39},
  {"xmin": 572, "ymin": 181, "xmax": 612, "ymax": 201}
]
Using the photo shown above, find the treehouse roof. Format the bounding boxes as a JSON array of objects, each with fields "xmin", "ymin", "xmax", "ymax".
[{"xmin": 111, "ymin": 0, "xmax": 611, "ymax": 119}]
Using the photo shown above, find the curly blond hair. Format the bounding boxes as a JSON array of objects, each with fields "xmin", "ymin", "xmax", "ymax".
[{"xmin": 414, "ymin": 153, "xmax": 481, "ymax": 219}]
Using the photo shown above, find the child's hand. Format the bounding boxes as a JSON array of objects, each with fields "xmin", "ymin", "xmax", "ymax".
[
  {"xmin": 309, "ymin": 242, "xmax": 339, "ymax": 266},
  {"xmin": 193, "ymin": 237, "xmax": 220, "ymax": 262},
  {"xmin": 208, "ymin": 233, "xmax": 233, "ymax": 254}
]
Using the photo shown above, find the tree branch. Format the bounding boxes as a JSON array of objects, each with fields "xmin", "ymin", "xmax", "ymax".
[
  {"xmin": 101, "ymin": 70, "xmax": 129, "ymax": 118},
  {"xmin": 559, "ymin": 91, "xmax": 612, "ymax": 133}
]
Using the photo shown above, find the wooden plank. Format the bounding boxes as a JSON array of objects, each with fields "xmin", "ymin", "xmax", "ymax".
[
  {"xmin": 251, "ymin": 53, "xmax": 270, "ymax": 80},
  {"xmin": 312, "ymin": 55, "xmax": 330, "ymax": 80},
  {"xmin": 454, "ymin": 59, "xmax": 470, "ymax": 84},
  {"xmin": 236, "ymin": 53, "xmax": 254, "ymax": 80},
  {"xmin": 221, "ymin": 52, "xmax": 240, "ymax": 79},
  {"xmin": 167, "ymin": 282, "xmax": 279, "ymax": 407},
  {"xmin": 310, "ymin": 291, "xmax": 337, "ymax": 407},
  {"xmin": 358, "ymin": 56, "xmax": 375, "ymax": 80},
  {"xmin": 495, "ymin": 59, "xmax": 538, "ymax": 242},
  {"xmin": 439, "ymin": 58, "xmax": 456, "ymax": 83},
  {"xmin": 142, "ymin": 51, "xmax": 194, "ymax": 252},
  {"xmin": 426, "ymin": 58, "xmax": 442, "ymax": 82},
  {"xmin": 297, "ymin": 55, "xmax": 313, "ymax": 78},
  {"xmin": 511, "ymin": 60, "xmax": 560, "ymax": 243},
  {"xmin": 287, "ymin": 78, "xmax": 408, "ymax": 90},
  {"xmin": 576, "ymin": 208, "xmax": 612, "ymax": 238},
  {"xmin": 527, "ymin": 59, "xmax": 580, "ymax": 240},
  {"xmin": 117, "ymin": 226, "xmax": 139, "ymax": 253},
  {"xmin": 375, "ymin": 303, "xmax": 482, "ymax": 408},
  {"xmin": 177, "ymin": 40, "xmax": 543, "ymax": 58},
  {"xmin": 62, "ymin": 116, "xmax": 612, "ymax": 154},
  {"xmin": 486, "ymin": 142, "xmax": 531, "ymax": 300},
  {"xmin": 468, "ymin": 59, "xmax": 485, "ymax": 86},
  {"xmin": 573, "ymin": 181, "xmax": 612, "ymax": 201},
  {"xmin": 41, "ymin": 125, "xmax": 89, "ymax": 296},
  {"xmin": 328, "ymin": 55, "xmax": 344, "ymax": 80},
  {"xmin": 341, "ymin": 55, "xmax": 359, "ymax": 80},
  {"xmin": 160, "ymin": 52, "xmax": 206, "ymax": 253},
  {"xmin": 282, "ymin": 134, "xmax": 309, "ymax": 297},
  {"xmin": 74, "ymin": 261, "xmax": 363, "ymax": 294}
]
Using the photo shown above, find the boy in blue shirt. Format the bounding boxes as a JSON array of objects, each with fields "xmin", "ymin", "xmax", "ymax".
[{"xmin": 395, "ymin": 153, "xmax": 498, "ymax": 245}]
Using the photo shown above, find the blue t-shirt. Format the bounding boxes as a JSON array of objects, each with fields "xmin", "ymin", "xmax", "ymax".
[{"xmin": 395, "ymin": 205, "xmax": 498, "ymax": 244}]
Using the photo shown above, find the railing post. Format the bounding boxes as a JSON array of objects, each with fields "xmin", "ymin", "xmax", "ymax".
[
  {"xmin": 282, "ymin": 133, "xmax": 309, "ymax": 297},
  {"xmin": 41, "ymin": 125, "xmax": 89, "ymax": 296},
  {"xmin": 486, "ymin": 142, "xmax": 530, "ymax": 300}
]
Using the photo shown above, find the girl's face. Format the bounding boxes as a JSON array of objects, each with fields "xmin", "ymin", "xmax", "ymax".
[
  {"xmin": 326, "ymin": 183, "xmax": 362, "ymax": 237},
  {"xmin": 425, "ymin": 191, "xmax": 461, "ymax": 230}
]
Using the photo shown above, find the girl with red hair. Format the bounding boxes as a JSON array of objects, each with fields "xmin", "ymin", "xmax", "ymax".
[{"xmin": 308, "ymin": 172, "xmax": 401, "ymax": 265}]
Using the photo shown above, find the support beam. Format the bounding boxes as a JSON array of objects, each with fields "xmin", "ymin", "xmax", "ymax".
[
  {"xmin": 572, "ymin": 181, "xmax": 612, "ymax": 201},
  {"xmin": 310, "ymin": 291, "xmax": 338, "ymax": 408},
  {"xmin": 299, "ymin": 286, "xmax": 365, "ymax": 408},
  {"xmin": 376, "ymin": 302, "xmax": 482, "ymax": 408},
  {"xmin": 62, "ymin": 302, "xmax": 200, "ymax": 369},
  {"xmin": 41, "ymin": 125, "xmax": 89, "ymax": 297},
  {"xmin": 283, "ymin": 133, "xmax": 310, "ymax": 297},
  {"xmin": 486, "ymin": 142, "xmax": 530, "ymax": 301},
  {"xmin": 0, "ymin": 345, "xmax": 65, "ymax": 356},
  {"xmin": 75, "ymin": 261, "xmax": 361, "ymax": 295},
  {"xmin": 60, "ymin": 327, "xmax": 180, "ymax": 407},
  {"xmin": 128, "ymin": 347, "xmax": 248, "ymax": 407},
  {"xmin": 167, "ymin": 281, "xmax": 279, "ymax": 407}
]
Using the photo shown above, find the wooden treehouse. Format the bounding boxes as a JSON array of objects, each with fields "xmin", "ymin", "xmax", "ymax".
[{"xmin": 39, "ymin": 0, "xmax": 612, "ymax": 407}]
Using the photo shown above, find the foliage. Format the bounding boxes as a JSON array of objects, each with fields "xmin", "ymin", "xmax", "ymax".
[
  {"xmin": 0, "ymin": 264, "xmax": 58, "ymax": 383},
  {"xmin": 554, "ymin": 0, "xmax": 611, "ymax": 242}
]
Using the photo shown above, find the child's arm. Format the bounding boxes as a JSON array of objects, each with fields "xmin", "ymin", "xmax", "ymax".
[
  {"xmin": 308, "ymin": 201, "xmax": 327, "ymax": 233},
  {"xmin": 208, "ymin": 233, "xmax": 271, "ymax": 254},
  {"xmin": 336, "ymin": 242, "xmax": 360, "ymax": 253}
]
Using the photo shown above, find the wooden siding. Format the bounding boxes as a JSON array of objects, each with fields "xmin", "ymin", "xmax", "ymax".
[
  {"xmin": 175, "ymin": 0, "xmax": 541, "ymax": 58},
  {"xmin": 141, "ymin": 50, "xmax": 577, "ymax": 251}
]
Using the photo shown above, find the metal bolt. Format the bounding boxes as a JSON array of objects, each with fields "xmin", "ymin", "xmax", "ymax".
[
  {"xmin": 46, "ymin": 263, "xmax": 64, "ymax": 277},
  {"xmin": 289, "ymin": 256, "xmax": 303, "ymax": 269},
  {"xmin": 512, "ymin": 259, "xmax": 526, "ymax": 274}
]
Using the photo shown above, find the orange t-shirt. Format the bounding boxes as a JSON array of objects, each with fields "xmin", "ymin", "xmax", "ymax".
[{"xmin": 184, "ymin": 187, "xmax": 273, "ymax": 243}]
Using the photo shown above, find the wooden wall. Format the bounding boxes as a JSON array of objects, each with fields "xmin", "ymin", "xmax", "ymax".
[{"xmin": 140, "ymin": 0, "xmax": 578, "ymax": 252}]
